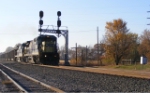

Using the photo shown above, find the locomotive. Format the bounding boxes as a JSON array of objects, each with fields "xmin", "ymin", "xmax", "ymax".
[{"xmin": 0, "ymin": 35, "xmax": 59, "ymax": 65}]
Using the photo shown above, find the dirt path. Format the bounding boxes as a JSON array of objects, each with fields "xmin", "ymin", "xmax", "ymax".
[{"xmin": 45, "ymin": 65, "xmax": 150, "ymax": 79}]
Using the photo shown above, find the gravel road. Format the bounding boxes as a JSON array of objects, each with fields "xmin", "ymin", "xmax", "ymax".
[{"xmin": 2, "ymin": 62, "xmax": 150, "ymax": 92}]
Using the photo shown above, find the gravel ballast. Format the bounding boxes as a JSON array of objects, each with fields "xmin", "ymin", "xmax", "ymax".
[
  {"xmin": 0, "ymin": 70, "xmax": 20, "ymax": 92},
  {"xmin": 2, "ymin": 62, "xmax": 150, "ymax": 92}
]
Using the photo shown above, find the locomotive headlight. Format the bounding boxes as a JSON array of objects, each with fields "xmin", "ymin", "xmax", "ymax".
[{"xmin": 45, "ymin": 55, "xmax": 47, "ymax": 57}]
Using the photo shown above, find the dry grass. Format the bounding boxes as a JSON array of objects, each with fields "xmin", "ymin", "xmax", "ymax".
[
  {"xmin": 60, "ymin": 59, "xmax": 105, "ymax": 67},
  {"xmin": 60, "ymin": 59, "xmax": 150, "ymax": 71}
]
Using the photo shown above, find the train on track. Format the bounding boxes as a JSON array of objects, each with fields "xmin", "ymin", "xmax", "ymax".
[{"xmin": 0, "ymin": 35, "xmax": 59, "ymax": 65}]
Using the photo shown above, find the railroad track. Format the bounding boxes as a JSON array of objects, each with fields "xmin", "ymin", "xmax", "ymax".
[
  {"xmin": 0, "ymin": 64, "xmax": 64, "ymax": 92},
  {"xmin": 2, "ymin": 62, "xmax": 150, "ymax": 92}
]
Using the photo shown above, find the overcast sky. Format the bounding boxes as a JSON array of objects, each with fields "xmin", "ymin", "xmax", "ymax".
[{"xmin": 0, "ymin": 0, "xmax": 150, "ymax": 52}]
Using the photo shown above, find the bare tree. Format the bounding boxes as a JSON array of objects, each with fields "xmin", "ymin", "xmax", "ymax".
[{"xmin": 138, "ymin": 29, "xmax": 150, "ymax": 60}]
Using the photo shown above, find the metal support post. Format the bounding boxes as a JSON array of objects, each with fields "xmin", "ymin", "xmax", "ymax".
[{"xmin": 64, "ymin": 30, "xmax": 70, "ymax": 66}]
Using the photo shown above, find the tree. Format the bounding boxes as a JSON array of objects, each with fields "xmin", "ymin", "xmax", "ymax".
[
  {"xmin": 104, "ymin": 19, "xmax": 138, "ymax": 65},
  {"xmin": 138, "ymin": 29, "xmax": 150, "ymax": 60}
]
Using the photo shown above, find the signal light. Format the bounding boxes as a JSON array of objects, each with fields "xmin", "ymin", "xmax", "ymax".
[
  {"xmin": 39, "ymin": 11, "xmax": 44, "ymax": 18},
  {"xmin": 57, "ymin": 20, "xmax": 61, "ymax": 27},
  {"xmin": 57, "ymin": 11, "xmax": 61, "ymax": 16},
  {"xmin": 39, "ymin": 20, "xmax": 43, "ymax": 25}
]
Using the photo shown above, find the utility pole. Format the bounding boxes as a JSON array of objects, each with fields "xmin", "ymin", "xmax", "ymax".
[
  {"xmin": 85, "ymin": 45, "xmax": 87, "ymax": 66},
  {"xmin": 76, "ymin": 43, "xmax": 77, "ymax": 66},
  {"xmin": 97, "ymin": 27, "xmax": 100, "ymax": 65}
]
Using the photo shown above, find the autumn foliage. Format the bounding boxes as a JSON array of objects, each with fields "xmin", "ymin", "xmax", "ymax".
[{"xmin": 104, "ymin": 19, "xmax": 138, "ymax": 65}]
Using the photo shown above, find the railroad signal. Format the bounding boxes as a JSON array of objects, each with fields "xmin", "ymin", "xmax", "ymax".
[
  {"xmin": 57, "ymin": 11, "xmax": 61, "ymax": 37},
  {"xmin": 39, "ymin": 11, "xmax": 44, "ymax": 26},
  {"xmin": 39, "ymin": 11, "xmax": 44, "ymax": 32},
  {"xmin": 38, "ymin": 11, "xmax": 62, "ymax": 36},
  {"xmin": 57, "ymin": 11, "xmax": 61, "ymax": 27}
]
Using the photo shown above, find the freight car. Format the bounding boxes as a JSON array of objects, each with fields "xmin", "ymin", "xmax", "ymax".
[
  {"xmin": 0, "ymin": 35, "xmax": 59, "ymax": 65},
  {"xmin": 0, "ymin": 47, "xmax": 17, "ymax": 61}
]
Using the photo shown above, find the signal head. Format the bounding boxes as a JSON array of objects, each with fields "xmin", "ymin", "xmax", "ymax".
[
  {"xmin": 39, "ymin": 11, "xmax": 44, "ymax": 18},
  {"xmin": 39, "ymin": 20, "xmax": 43, "ymax": 25},
  {"xmin": 57, "ymin": 20, "xmax": 61, "ymax": 27},
  {"xmin": 57, "ymin": 11, "xmax": 61, "ymax": 16}
]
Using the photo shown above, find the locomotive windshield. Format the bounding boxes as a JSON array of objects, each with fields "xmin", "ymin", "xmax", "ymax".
[{"xmin": 42, "ymin": 40, "xmax": 56, "ymax": 52}]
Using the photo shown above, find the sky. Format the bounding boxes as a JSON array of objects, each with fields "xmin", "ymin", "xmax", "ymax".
[{"xmin": 0, "ymin": 0, "xmax": 150, "ymax": 52}]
